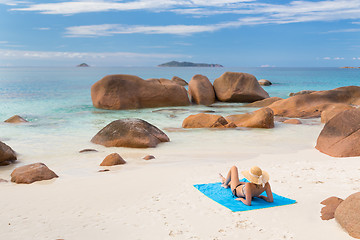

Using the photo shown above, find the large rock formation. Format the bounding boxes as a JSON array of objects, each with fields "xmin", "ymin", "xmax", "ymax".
[
  {"xmin": 182, "ymin": 113, "xmax": 232, "ymax": 128},
  {"xmin": 243, "ymin": 97, "xmax": 283, "ymax": 108},
  {"xmin": 320, "ymin": 104, "xmax": 354, "ymax": 123},
  {"xmin": 188, "ymin": 74, "xmax": 215, "ymax": 106},
  {"xmin": 171, "ymin": 76, "xmax": 188, "ymax": 86},
  {"xmin": 316, "ymin": 108, "xmax": 360, "ymax": 157},
  {"xmin": 335, "ymin": 192, "xmax": 360, "ymax": 239},
  {"xmin": 4, "ymin": 115, "xmax": 28, "ymax": 123},
  {"xmin": 213, "ymin": 72, "xmax": 269, "ymax": 102},
  {"xmin": 11, "ymin": 163, "xmax": 58, "ymax": 184},
  {"xmin": 100, "ymin": 153, "xmax": 126, "ymax": 166},
  {"xmin": 268, "ymin": 86, "xmax": 360, "ymax": 118},
  {"xmin": 225, "ymin": 107, "xmax": 274, "ymax": 128},
  {"xmin": 0, "ymin": 141, "xmax": 17, "ymax": 166},
  {"xmin": 91, "ymin": 75, "xmax": 190, "ymax": 110},
  {"xmin": 91, "ymin": 118, "xmax": 170, "ymax": 148}
]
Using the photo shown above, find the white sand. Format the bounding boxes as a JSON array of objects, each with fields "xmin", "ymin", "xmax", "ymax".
[{"xmin": 0, "ymin": 122, "xmax": 359, "ymax": 240}]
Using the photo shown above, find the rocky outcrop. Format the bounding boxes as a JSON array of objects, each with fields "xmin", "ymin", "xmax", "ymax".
[
  {"xmin": 243, "ymin": 97, "xmax": 283, "ymax": 108},
  {"xmin": 171, "ymin": 76, "xmax": 188, "ymax": 86},
  {"xmin": 188, "ymin": 74, "xmax": 215, "ymax": 106},
  {"xmin": 316, "ymin": 108, "xmax": 360, "ymax": 157},
  {"xmin": 4, "ymin": 115, "xmax": 28, "ymax": 123},
  {"xmin": 258, "ymin": 79, "xmax": 272, "ymax": 86},
  {"xmin": 182, "ymin": 113, "xmax": 231, "ymax": 128},
  {"xmin": 320, "ymin": 104, "xmax": 354, "ymax": 123},
  {"xmin": 0, "ymin": 141, "xmax": 17, "ymax": 166},
  {"xmin": 283, "ymin": 119, "xmax": 302, "ymax": 124},
  {"xmin": 11, "ymin": 163, "xmax": 58, "ymax": 184},
  {"xmin": 91, "ymin": 74, "xmax": 190, "ymax": 110},
  {"xmin": 100, "ymin": 153, "xmax": 126, "ymax": 166},
  {"xmin": 213, "ymin": 72, "xmax": 269, "ymax": 102},
  {"xmin": 268, "ymin": 86, "xmax": 360, "ymax": 118},
  {"xmin": 335, "ymin": 192, "xmax": 360, "ymax": 239},
  {"xmin": 225, "ymin": 107, "xmax": 274, "ymax": 128},
  {"xmin": 91, "ymin": 118, "xmax": 170, "ymax": 148}
]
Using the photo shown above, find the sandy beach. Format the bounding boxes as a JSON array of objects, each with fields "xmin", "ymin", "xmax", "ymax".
[{"xmin": 1, "ymin": 118, "xmax": 358, "ymax": 240}]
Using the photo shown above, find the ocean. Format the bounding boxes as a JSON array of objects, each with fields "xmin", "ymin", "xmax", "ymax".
[{"xmin": 0, "ymin": 67, "xmax": 359, "ymax": 179}]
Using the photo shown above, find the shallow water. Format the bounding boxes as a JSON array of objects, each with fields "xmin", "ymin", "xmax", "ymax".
[{"xmin": 0, "ymin": 67, "xmax": 358, "ymax": 179}]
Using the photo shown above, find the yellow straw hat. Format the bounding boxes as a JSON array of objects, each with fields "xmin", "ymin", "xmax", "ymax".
[{"xmin": 241, "ymin": 166, "xmax": 269, "ymax": 186}]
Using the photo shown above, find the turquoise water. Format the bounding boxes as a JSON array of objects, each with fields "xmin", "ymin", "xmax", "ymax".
[{"xmin": 0, "ymin": 67, "xmax": 359, "ymax": 177}]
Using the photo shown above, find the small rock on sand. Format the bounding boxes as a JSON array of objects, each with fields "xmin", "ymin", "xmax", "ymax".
[
  {"xmin": 100, "ymin": 153, "xmax": 126, "ymax": 166},
  {"xmin": 143, "ymin": 155, "xmax": 155, "ymax": 160},
  {"xmin": 11, "ymin": 163, "xmax": 58, "ymax": 184},
  {"xmin": 79, "ymin": 148, "xmax": 98, "ymax": 153}
]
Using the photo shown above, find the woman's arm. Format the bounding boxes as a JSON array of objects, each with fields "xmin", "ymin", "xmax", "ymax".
[{"xmin": 259, "ymin": 182, "xmax": 273, "ymax": 203}]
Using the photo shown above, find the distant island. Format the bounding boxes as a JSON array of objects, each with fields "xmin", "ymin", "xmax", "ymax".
[
  {"xmin": 77, "ymin": 63, "xmax": 89, "ymax": 67},
  {"xmin": 158, "ymin": 61, "xmax": 223, "ymax": 67},
  {"xmin": 340, "ymin": 66, "xmax": 360, "ymax": 69}
]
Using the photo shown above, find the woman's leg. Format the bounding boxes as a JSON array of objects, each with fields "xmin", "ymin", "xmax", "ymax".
[{"xmin": 221, "ymin": 166, "xmax": 241, "ymax": 190}]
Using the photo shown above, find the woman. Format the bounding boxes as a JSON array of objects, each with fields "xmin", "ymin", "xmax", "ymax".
[{"xmin": 219, "ymin": 166, "xmax": 273, "ymax": 206}]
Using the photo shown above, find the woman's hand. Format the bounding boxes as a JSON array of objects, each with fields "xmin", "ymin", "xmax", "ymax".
[{"xmin": 235, "ymin": 198, "xmax": 251, "ymax": 206}]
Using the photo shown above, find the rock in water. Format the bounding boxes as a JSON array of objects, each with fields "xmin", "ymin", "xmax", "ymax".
[
  {"xmin": 243, "ymin": 97, "xmax": 283, "ymax": 108},
  {"xmin": 288, "ymin": 90, "xmax": 315, "ymax": 96},
  {"xmin": 316, "ymin": 108, "xmax": 360, "ymax": 157},
  {"xmin": 11, "ymin": 163, "xmax": 58, "ymax": 184},
  {"xmin": 283, "ymin": 119, "xmax": 302, "ymax": 124},
  {"xmin": 0, "ymin": 141, "xmax": 17, "ymax": 166},
  {"xmin": 213, "ymin": 72, "xmax": 269, "ymax": 102},
  {"xmin": 171, "ymin": 76, "xmax": 188, "ymax": 86},
  {"xmin": 269, "ymin": 86, "xmax": 360, "ymax": 118},
  {"xmin": 91, "ymin": 118, "xmax": 170, "ymax": 148},
  {"xmin": 100, "ymin": 153, "xmax": 126, "ymax": 166},
  {"xmin": 335, "ymin": 192, "xmax": 360, "ymax": 239},
  {"xmin": 182, "ymin": 113, "xmax": 229, "ymax": 128},
  {"xmin": 258, "ymin": 79, "xmax": 272, "ymax": 86},
  {"xmin": 225, "ymin": 107, "xmax": 274, "ymax": 128},
  {"xmin": 188, "ymin": 74, "xmax": 215, "ymax": 106},
  {"xmin": 91, "ymin": 74, "xmax": 190, "ymax": 110},
  {"xmin": 4, "ymin": 115, "xmax": 28, "ymax": 123}
]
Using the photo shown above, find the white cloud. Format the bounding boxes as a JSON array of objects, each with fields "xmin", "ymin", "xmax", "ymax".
[
  {"xmin": 0, "ymin": 48, "xmax": 187, "ymax": 60},
  {"xmin": 0, "ymin": 0, "xmax": 28, "ymax": 6},
  {"xmin": 65, "ymin": 23, "xmax": 222, "ymax": 37},
  {"xmin": 0, "ymin": 41, "xmax": 9, "ymax": 44},
  {"xmin": 36, "ymin": 27, "xmax": 51, "ymax": 30},
  {"xmin": 7, "ymin": 0, "xmax": 360, "ymax": 37},
  {"xmin": 9, "ymin": 0, "xmax": 360, "ymax": 24},
  {"xmin": 10, "ymin": 0, "xmax": 254, "ymax": 15},
  {"xmin": 322, "ymin": 57, "xmax": 345, "ymax": 60},
  {"xmin": 326, "ymin": 28, "xmax": 360, "ymax": 33}
]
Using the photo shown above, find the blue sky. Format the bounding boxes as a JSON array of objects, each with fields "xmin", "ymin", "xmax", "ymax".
[{"xmin": 0, "ymin": 0, "xmax": 360, "ymax": 67}]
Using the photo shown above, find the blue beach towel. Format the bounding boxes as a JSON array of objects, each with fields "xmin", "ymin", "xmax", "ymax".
[{"xmin": 194, "ymin": 178, "xmax": 296, "ymax": 212}]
